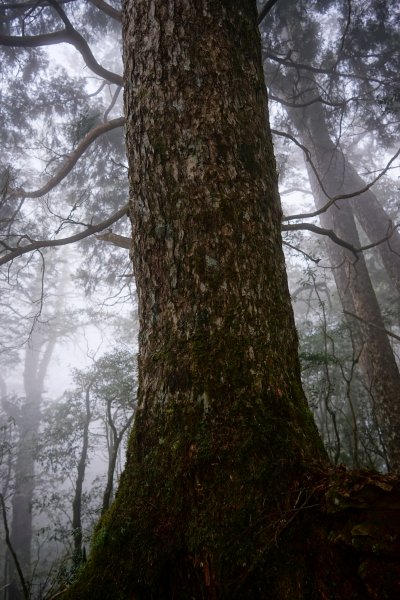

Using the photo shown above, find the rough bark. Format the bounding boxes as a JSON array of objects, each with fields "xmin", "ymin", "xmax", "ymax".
[
  {"xmin": 286, "ymin": 97, "xmax": 400, "ymax": 471},
  {"xmin": 65, "ymin": 2, "xmax": 400, "ymax": 598}
]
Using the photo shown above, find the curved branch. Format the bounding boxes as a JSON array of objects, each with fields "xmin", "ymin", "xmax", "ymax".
[
  {"xmin": 283, "ymin": 221, "xmax": 400, "ymax": 257},
  {"xmin": 0, "ymin": 20, "xmax": 122, "ymax": 85},
  {"xmin": 15, "ymin": 117, "xmax": 124, "ymax": 199},
  {"xmin": 272, "ymin": 128, "xmax": 336, "ymax": 209},
  {"xmin": 282, "ymin": 241, "xmax": 321, "ymax": 264},
  {"xmin": 282, "ymin": 223, "xmax": 358, "ymax": 257},
  {"xmin": 0, "ymin": 204, "xmax": 129, "ymax": 266},
  {"xmin": 88, "ymin": 0, "xmax": 122, "ymax": 22},
  {"xmin": 272, "ymin": 129, "xmax": 400, "ymax": 221},
  {"xmin": 104, "ymin": 86, "xmax": 122, "ymax": 122}
]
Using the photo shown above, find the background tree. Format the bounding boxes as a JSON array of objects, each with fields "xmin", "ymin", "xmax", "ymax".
[{"xmin": 262, "ymin": 0, "xmax": 400, "ymax": 469}]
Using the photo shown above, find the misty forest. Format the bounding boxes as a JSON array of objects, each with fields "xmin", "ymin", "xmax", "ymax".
[{"xmin": 1, "ymin": 0, "xmax": 400, "ymax": 598}]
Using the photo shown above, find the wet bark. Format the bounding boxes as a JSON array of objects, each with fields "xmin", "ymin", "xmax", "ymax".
[
  {"xmin": 66, "ymin": 2, "xmax": 400, "ymax": 598},
  {"xmin": 286, "ymin": 97, "xmax": 400, "ymax": 472}
]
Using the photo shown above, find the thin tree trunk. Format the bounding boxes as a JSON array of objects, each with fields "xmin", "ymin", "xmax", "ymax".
[
  {"xmin": 101, "ymin": 408, "xmax": 133, "ymax": 515},
  {"xmin": 72, "ymin": 382, "xmax": 92, "ymax": 566}
]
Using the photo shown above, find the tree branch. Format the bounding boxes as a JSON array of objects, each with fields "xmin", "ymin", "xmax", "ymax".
[
  {"xmin": 283, "ymin": 221, "xmax": 400, "ymax": 257},
  {"xmin": 258, "ymin": 0, "xmax": 280, "ymax": 25},
  {"xmin": 272, "ymin": 128, "xmax": 339, "ymax": 211},
  {"xmin": 95, "ymin": 231, "xmax": 130, "ymax": 249},
  {"xmin": 269, "ymin": 92, "xmax": 352, "ymax": 110},
  {"xmin": 0, "ymin": 0, "xmax": 74, "ymax": 10},
  {"xmin": 272, "ymin": 129, "xmax": 400, "ymax": 221},
  {"xmin": 13, "ymin": 117, "xmax": 124, "ymax": 199},
  {"xmin": 87, "ymin": 0, "xmax": 122, "ymax": 22},
  {"xmin": 0, "ymin": 204, "xmax": 129, "ymax": 266},
  {"xmin": 264, "ymin": 49, "xmax": 386, "ymax": 85},
  {"xmin": 282, "ymin": 223, "xmax": 358, "ymax": 258},
  {"xmin": 0, "ymin": 2, "xmax": 123, "ymax": 86},
  {"xmin": 282, "ymin": 241, "xmax": 321, "ymax": 264},
  {"xmin": 103, "ymin": 86, "xmax": 122, "ymax": 122},
  {"xmin": 343, "ymin": 311, "xmax": 400, "ymax": 343}
]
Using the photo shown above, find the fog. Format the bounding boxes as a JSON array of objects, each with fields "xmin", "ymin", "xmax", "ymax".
[{"xmin": 1, "ymin": 0, "xmax": 400, "ymax": 597}]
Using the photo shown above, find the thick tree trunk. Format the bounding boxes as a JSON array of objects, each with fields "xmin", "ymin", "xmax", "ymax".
[{"xmin": 66, "ymin": 2, "xmax": 400, "ymax": 599}]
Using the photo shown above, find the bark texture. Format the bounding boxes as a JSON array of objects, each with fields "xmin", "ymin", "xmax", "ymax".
[{"xmin": 66, "ymin": 2, "xmax": 400, "ymax": 598}]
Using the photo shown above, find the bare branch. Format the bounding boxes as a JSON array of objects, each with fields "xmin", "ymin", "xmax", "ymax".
[
  {"xmin": 283, "ymin": 221, "xmax": 400, "ymax": 257},
  {"xmin": 280, "ymin": 187, "xmax": 312, "ymax": 196},
  {"xmin": 87, "ymin": 0, "xmax": 122, "ymax": 22},
  {"xmin": 0, "ymin": 1, "xmax": 123, "ymax": 86},
  {"xmin": 103, "ymin": 86, "xmax": 122, "ymax": 122},
  {"xmin": 0, "ymin": 0, "xmax": 75, "ymax": 11},
  {"xmin": 258, "ymin": 0, "xmax": 280, "ymax": 25},
  {"xmin": 0, "ymin": 204, "xmax": 129, "ymax": 266},
  {"xmin": 0, "ymin": 493, "xmax": 30, "ymax": 600},
  {"xmin": 269, "ymin": 92, "xmax": 354, "ymax": 110},
  {"xmin": 14, "ymin": 117, "xmax": 124, "ymax": 199},
  {"xmin": 95, "ymin": 231, "xmax": 130, "ymax": 249},
  {"xmin": 264, "ymin": 49, "xmax": 387, "ymax": 85},
  {"xmin": 282, "ymin": 222, "xmax": 358, "ymax": 258},
  {"xmin": 272, "ymin": 128, "xmax": 338, "ymax": 210},
  {"xmin": 272, "ymin": 129, "xmax": 400, "ymax": 221},
  {"xmin": 344, "ymin": 311, "xmax": 400, "ymax": 343},
  {"xmin": 282, "ymin": 240, "xmax": 321, "ymax": 264}
]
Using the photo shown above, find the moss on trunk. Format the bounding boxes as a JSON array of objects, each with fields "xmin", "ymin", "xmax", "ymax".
[{"xmin": 65, "ymin": 1, "xmax": 400, "ymax": 598}]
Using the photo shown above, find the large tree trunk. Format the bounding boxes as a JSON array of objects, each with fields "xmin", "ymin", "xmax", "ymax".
[{"xmin": 66, "ymin": 2, "xmax": 400, "ymax": 598}]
